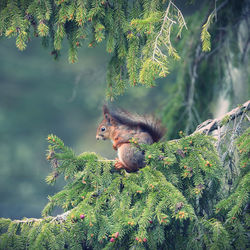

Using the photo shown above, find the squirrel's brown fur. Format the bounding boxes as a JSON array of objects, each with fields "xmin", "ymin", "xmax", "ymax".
[{"xmin": 96, "ymin": 105, "xmax": 166, "ymax": 172}]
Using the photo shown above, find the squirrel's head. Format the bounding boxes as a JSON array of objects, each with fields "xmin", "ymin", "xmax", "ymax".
[{"xmin": 96, "ymin": 105, "xmax": 116, "ymax": 141}]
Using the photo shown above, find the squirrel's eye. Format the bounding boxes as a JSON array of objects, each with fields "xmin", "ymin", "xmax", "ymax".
[{"xmin": 101, "ymin": 126, "xmax": 106, "ymax": 132}]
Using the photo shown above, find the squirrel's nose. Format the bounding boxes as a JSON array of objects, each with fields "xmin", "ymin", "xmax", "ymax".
[{"xmin": 96, "ymin": 135, "xmax": 100, "ymax": 140}]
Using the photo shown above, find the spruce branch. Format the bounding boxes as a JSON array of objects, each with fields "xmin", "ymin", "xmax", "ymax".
[
  {"xmin": 193, "ymin": 100, "xmax": 250, "ymax": 135},
  {"xmin": 1, "ymin": 102, "xmax": 249, "ymax": 249},
  {"xmin": 201, "ymin": 0, "xmax": 229, "ymax": 52}
]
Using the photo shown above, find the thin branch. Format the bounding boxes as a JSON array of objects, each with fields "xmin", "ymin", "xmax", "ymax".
[
  {"xmin": 152, "ymin": 0, "xmax": 186, "ymax": 65},
  {"xmin": 13, "ymin": 218, "xmax": 43, "ymax": 224},
  {"xmin": 170, "ymin": 1, "xmax": 187, "ymax": 30},
  {"xmin": 12, "ymin": 210, "xmax": 71, "ymax": 224},
  {"xmin": 152, "ymin": 1, "xmax": 172, "ymax": 61},
  {"xmin": 228, "ymin": 112, "xmax": 245, "ymax": 155},
  {"xmin": 98, "ymin": 159, "xmax": 116, "ymax": 162},
  {"xmin": 185, "ymin": 44, "xmax": 202, "ymax": 134},
  {"xmin": 241, "ymin": 35, "xmax": 250, "ymax": 63},
  {"xmin": 192, "ymin": 105, "xmax": 202, "ymax": 124},
  {"xmin": 193, "ymin": 100, "xmax": 250, "ymax": 135}
]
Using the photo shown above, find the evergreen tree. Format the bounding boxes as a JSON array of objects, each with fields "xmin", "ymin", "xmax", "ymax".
[
  {"xmin": 0, "ymin": 102, "xmax": 249, "ymax": 249},
  {"xmin": 0, "ymin": 0, "xmax": 249, "ymax": 249}
]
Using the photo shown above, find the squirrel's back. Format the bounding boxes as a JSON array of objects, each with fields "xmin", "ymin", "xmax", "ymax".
[{"xmin": 104, "ymin": 105, "xmax": 166, "ymax": 142}]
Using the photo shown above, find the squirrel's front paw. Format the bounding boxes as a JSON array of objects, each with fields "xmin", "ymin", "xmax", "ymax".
[{"xmin": 114, "ymin": 160, "xmax": 125, "ymax": 170}]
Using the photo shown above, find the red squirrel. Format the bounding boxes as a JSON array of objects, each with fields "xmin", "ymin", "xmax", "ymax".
[{"xmin": 96, "ymin": 105, "xmax": 165, "ymax": 172}]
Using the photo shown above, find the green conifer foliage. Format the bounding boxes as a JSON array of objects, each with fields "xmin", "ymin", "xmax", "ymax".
[
  {"xmin": 1, "ymin": 129, "xmax": 249, "ymax": 250},
  {"xmin": 0, "ymin": 0, "xmax": 249, "ymax": 248},
  {"xmin": 214, "ymin": 127, "xmax": 250, "ymax": 249},
  {"xmin": 0, "ymin": 0, "xmax": 188, "ymax": 99}
]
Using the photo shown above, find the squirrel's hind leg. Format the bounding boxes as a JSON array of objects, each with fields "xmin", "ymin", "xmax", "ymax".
[{"xmin": 117, "ymin": 144, "xmax": 145, "ymax": 172}]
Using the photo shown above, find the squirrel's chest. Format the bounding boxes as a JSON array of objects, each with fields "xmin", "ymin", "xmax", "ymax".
[
  {"xmin": 117, "ymin": 147, "xmax": 122, "ymax": 160},
  {"xmin": 112, "ymin": 140, "xmax": 123, "ymax": 160},
  {"xmin": 117, "ymin": 147, "xmax": 127, "ymax": 167}
]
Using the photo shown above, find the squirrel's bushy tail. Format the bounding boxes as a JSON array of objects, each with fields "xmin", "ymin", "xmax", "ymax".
[
  {"xmin": 105, "ymin": 105, "xmax": 166, "ymax": 142},
  {"xmin": 139, "ymin": 115, "xmax": 166, "ymax": 142}
]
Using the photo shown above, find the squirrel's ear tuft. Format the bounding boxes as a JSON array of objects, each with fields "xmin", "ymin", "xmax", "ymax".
[
  {"xmin": 103, "ymin": 105, "xmax": 112, "ymax": 124},
  {"xmin": 103, "ymin": 104, "xmax": 109, "ymax": 116}
]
